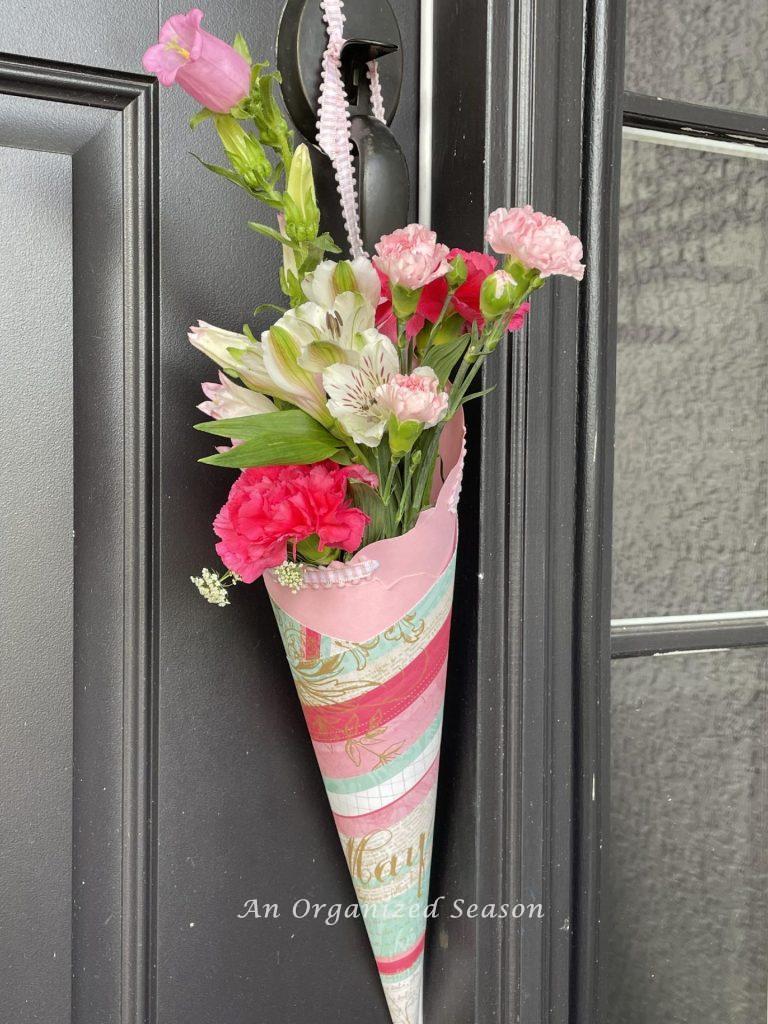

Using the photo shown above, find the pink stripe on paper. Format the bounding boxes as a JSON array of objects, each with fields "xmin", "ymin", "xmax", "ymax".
[
  {"xmin": 303, "ymin": 627, "xmax": 321, "ymax": 661},
  {"xmin": 376, "ymin": 932, "xmax": 426, "ymax": 975},
  {"xmin": 303, "ymin": 615, "xmax": 451, "ymax": 743},
  {"xmin": 333, "ymin": 754, "xmax": 440, "ymax": 837},
  {"xmin": 312, "ymin": 658, "xmax": 448, "ymax": 779}
]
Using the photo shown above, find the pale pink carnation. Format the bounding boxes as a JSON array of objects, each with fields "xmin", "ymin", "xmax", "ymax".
[
  {"xmin": 373, "ymin": 224, "xmax": 451, "ymax": 291},
  {"xmin": 375, "ymin": 368, "xmax": 449, "ymax": 427},
  {"xmin": 485, "ymin": 205, "xmax": 585, "ymax": 280}
]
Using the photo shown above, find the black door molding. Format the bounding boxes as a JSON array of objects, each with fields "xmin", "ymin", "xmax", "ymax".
[
  {"xmin": 429, "ymin": 0, "xmax": 626, "ymax": 1020},
  {"xmin": 0, "ymin": 55, "xmax": 159, "ymax": 1024}
]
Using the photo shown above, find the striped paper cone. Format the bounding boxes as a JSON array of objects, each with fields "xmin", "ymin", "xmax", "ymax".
[{"xmin": 263, "ymin": 416, "xmax": 465, "ymax": 1024}]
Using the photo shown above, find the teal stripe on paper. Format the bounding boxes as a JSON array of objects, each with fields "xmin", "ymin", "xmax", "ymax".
[{"xmin": 322, "ymin": 705, "xmax": 444, "ymax": 794}]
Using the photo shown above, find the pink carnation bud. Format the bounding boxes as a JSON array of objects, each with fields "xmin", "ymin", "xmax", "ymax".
[
  {"xmin": 479, "ymin": 269, "xmax": 517, "ymax": 319},
  {"xmin": 142, "ymin": 9, "xmax": 251, "ymax": 113},
  {"xmin": 485, "ymin": 205, "xmax": 585, "ymax": 280},
  {"xmin": 373, "ymin": 224, "xmax": 451, "ymax": 291}
]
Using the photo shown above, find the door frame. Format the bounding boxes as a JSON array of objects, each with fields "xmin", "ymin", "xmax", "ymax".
[
  {"xmin": 427, "ymin": 0, "xmax": 626, "ymax": 1019},
  {"xmin": 0, "ymin": 54, "xmax": 160, "ymax": 1024}
]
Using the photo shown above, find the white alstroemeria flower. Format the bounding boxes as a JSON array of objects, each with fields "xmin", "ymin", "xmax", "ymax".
[
  {"xmin": 189, "ymin": 319, "xmax": 296, "ymax": 405},
  {"xmin": 323, "ymin": 330, "xmax": 399, "ymax": 446},
  {"xmin": 302, "ymin": 257, "xmax": 381, "ymax": 313},
  {"xmin": 188, "ymin": 321, "xmax": 254, "ymax": 374},
  {"xmin": 297, "ymin": 292, "xmax": 376, "ymax": 372},
  {"xmin": 262, "ymin": 310, "xmax": 332, "ymax": 425},
  {"xmin": 198, "ymin": 371, "xmax": 276, "ymax": 420}
]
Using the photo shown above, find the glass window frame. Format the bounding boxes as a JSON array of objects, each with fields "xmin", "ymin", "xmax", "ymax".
[
  {"xmin": 599, "ymin": 56, "xmax": 768, "ymax": 1024},
  {"xmin": 612, "ymin": 94, "xmax": 768, "ymax": 653}
]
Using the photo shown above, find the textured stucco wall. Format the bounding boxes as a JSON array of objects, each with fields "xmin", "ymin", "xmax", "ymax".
[
  {"xmin": 609, "ymin": 6, "xmax": 768, "ymax": 1016},
  {"xmin": 612, "ymin": 138, "xmax": 768, "ymax": 618},
  {"xmin": 605, "ymin": 650, "xmax": 768, "ymax": 1024},
  {"xmin": 625, "ymin": 0, "xmax": 768, "ymax": 114}
]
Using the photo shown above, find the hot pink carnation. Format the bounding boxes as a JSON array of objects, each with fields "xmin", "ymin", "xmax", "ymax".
[
  {"xmin": 375, "ymin": 270, "xmax": 448, "ymax": 342},
  {"xmin": 213, "ymin": 461, "xmax": 377, "ymax": 583},
  {"xmin": 508, "ymin": 301, "xmax": 530, "ymax": 332},
  {"xmin": 373, "ymin": 224, "xmax": 451, "ymax": 291},
  {"xmin": 142, "ymin": 8, "xmax": 251, "ymax": 113},
  {"xmin": 375, "ymin": 368, "xmax": 448, "ymax": 427},
  {"xmin": 485, "ymin": 205, "xmax": 585, "ymax": 280},
  {"xmin": 448, "ymin": 247, "xmax": 498, "ymax": 328}
]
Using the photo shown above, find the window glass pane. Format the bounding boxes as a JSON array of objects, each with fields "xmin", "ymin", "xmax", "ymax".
[
  {"xmin": 605, "ymin": 649, "xmax": 768, "ymax": 1024},
  {"xmin": 626, "ymin": 0, "xmax": 768, "ymax": 116},
  {"xmin": 612, "ymin": 134, "xmax": 768, "ymax": 619}
]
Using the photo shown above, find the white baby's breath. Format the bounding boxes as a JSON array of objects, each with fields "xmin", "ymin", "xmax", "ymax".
[
  {"xmin": 273, "ymin": 560, "xmax": 305, "ymax": 593},
  {"xmin": 191, "ymin": 567, "xmax": 237, "ymax": 607}
]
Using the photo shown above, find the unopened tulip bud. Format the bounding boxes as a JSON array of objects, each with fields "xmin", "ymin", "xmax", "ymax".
[
  {"xmin": 283, "ymin": 144, "xmax": 320, "ymax": 242},
  {"xmin": 479, "ymin": 270, "xmax": 517, "ymax": 319}
]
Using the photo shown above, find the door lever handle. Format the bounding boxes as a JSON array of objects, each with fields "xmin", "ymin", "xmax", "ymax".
[{"xmin": 277, "ymin": 0, "xmax": 410, "ymax": 256}]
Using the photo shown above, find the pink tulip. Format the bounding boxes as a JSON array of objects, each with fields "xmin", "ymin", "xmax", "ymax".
[{"xmin": 142, "ymin": 9, "xmax": 250, "ymax": 113}]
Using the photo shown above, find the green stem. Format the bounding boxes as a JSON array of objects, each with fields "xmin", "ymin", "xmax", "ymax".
[
  {"xmin": 406, "ymin": 426, "xmax": 444, "ymax": 531},
  {"xmin": 381, "ymin": 457, "xmax": 400, "ymax": 504},
  {"xmin": 395, "ymin": 319, "xmax": 410, "ymax": 373},
  {"xmin": 420, "ymin": 293, "xmax": 454, "ymax": 365},
  {"xmin": 278, "ymin": 137, "xmax": 293, "ymax": 178},
  {"xmin": 395, "ymin": 463, "xmax": 412, "ymax": 527}
]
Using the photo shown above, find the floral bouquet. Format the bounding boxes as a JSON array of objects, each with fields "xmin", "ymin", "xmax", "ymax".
[{"xmin": 144, "ymin": 9, "xmax": 584, "ymax": 1023}]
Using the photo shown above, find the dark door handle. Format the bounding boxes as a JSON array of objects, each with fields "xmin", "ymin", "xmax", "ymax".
[
  {"xmin": 350, "ymin": 113, "xmax": 409, "ymax": 253},
  {"xmin": 277, "ymin": 0, "xmax": 409, "ymax": 256}
]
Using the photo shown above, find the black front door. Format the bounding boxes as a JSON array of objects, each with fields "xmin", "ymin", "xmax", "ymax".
[{"xmin": 0, "ymin": 3, "xmax": 422, "ymax": 1021}]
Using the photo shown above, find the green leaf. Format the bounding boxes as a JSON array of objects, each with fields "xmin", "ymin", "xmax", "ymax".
[
  {"xmin": 460, "ymin": 385, "xmax": 497, "ymax": 404},
  {"xmin": 248, "ymin": 222, "xmax": 302, "ymax": 251},
  {"xmin": 191, "ymin": 156, "xmax": 282, "ymax": 208},
  {"xmin": 196, "ymin": 410, "xmax": 343, "ymax": 468},
  {"xmin": 314, "ymin": 231, "xmax": 342, "ymax": 254},
  {"xmin": 190, "ymin": 107, "xmax": 214, "ymax": 129},
  {"xmin": 423, "ymin": 330, "xmax": 471, "ymax": 386},
  {"xmin": 194, "ymin": 414, "xmax": 277, "ymax": 440},
  {"xmin": 296, "ymin": 535, "xmax": 339, "ymax": 565},
  {"xmin": 348, "ymin": 480, "xmax": 391, "ymax": 545},
  {"xmin": 253, "ymin": 302, "xmax": 287, "ymax": 317},
  {"xmin": 233, "ymin": 32, "xmax": 251, "ymax": 62}
]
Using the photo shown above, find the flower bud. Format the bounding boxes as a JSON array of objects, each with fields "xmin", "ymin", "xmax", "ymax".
[
  {"xmin": 252, "ymin": 68, "xmax": 292, "ymax": 154},
  {"xmin": 215, "ymin": 115, "xmax": 272, "ymax": 183},
  {"xmin": 445, "ymin": 253, "xmax": 468, "ymax": 289},
  {"xmin": 479, "ymin": 270, "xmax": 517, "ymax": 320},
  {"xmin": 283, "ymin": 144, "xmax": 321, "ymax": 242}
]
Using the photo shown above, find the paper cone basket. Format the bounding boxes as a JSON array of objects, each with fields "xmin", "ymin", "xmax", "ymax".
[{"xmin": 263, "ymin": 416, "xmax": 465, "ymax": 1024}]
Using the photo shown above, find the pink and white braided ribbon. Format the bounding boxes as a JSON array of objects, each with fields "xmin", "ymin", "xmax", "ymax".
[{"xmin": 317, "ymin": 0, "xmax": 387, "ymax": 258}]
